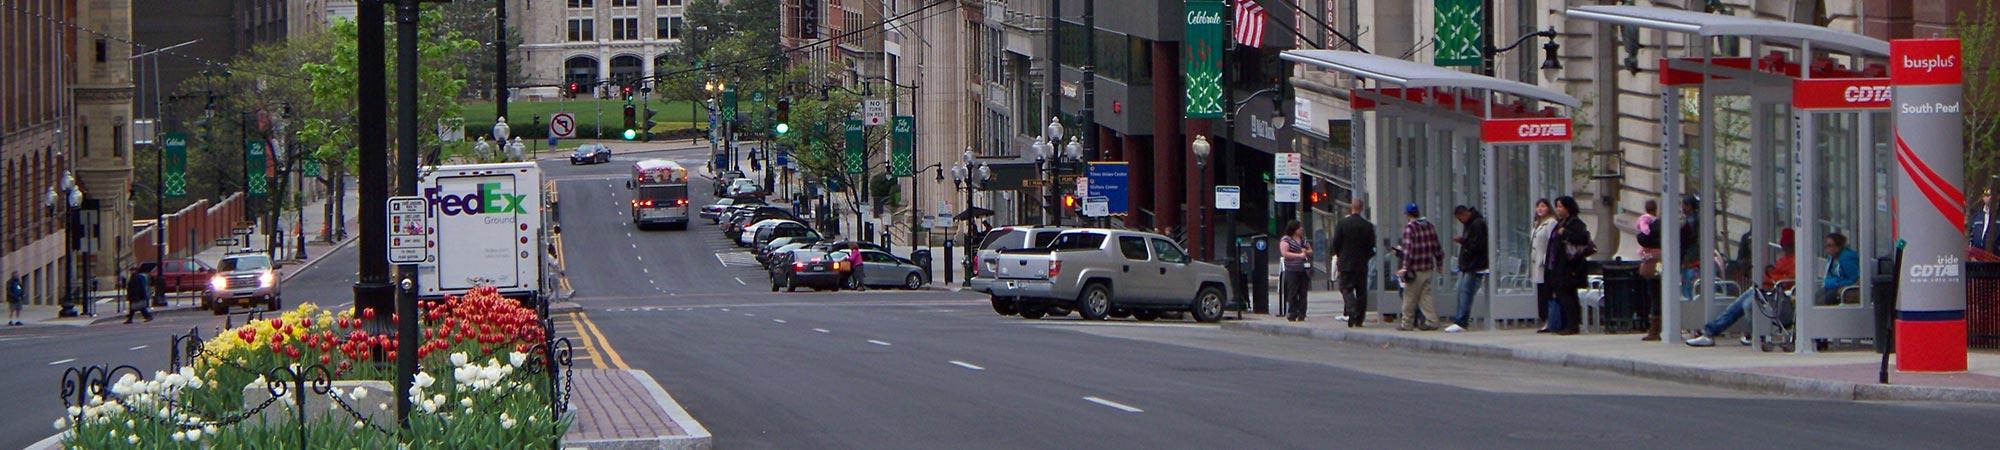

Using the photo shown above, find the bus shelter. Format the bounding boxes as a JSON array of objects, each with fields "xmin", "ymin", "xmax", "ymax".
[
  {"xmin": 1281, "ymin": 50, "xmax": 1578, "ymax": 329},
  {"xmin": 1569, "ymin": 5, "xmax": 1893, "ymax": 352}
]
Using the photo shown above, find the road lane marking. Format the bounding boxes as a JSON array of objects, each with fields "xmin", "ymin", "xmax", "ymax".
[
  {"xmin": 813, "ymin": 328, "xmax": 830, "ymax": 333},
  {"xmin": 636, "ymin": 256, "xmax": 642, "ymax": 261},
  {"xmin": 950, "ymin": 361, "xmax": 985, "ymax": 371},
  {"xmin": 1083, "ymin": 397, "xmax": 1144, "ymax": 413},
  {"xmin": 627, "ymin": 233, "xmax": 632, "ymax": 238},
  {"xmin": 643, "ymin": 268, "xmax": 649, "ymax": 273},
  {"xmin": 573, "ymin": 312, "xmax": 630, "ymax": 370},
  {"xmin": 128, "ymin": 345, "xmax": 149, "ymax": 351},
  {"xmin": 772, "ymin": 319, "xmax": 787, "ymax": 323},
  {"xmin": 631, "ymin": 244, "xmax": 638, "ymax": 249},
  {"xmin": 720, "ymin": 308, "xmax": 730, "ymax": 312},
  {"xmin": 743, "ymin": 313, "xmax": 755, "ymax": 317},
  {"xmin": 48, "ymin": 358, "xmax": 76, "ymax": 366},
  {"xmin": 867, "ymin": 340, "xmax": 892, "ymax": 346},
  {"xmin": 735, "ymin": 277, "xmax": 747, "ymax": 286},
  {"xmin": 336, "ymin": 302, "xmax": 352, "ymax": 309}
]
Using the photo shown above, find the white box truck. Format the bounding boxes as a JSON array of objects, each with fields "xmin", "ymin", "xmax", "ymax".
[{"xmin": 417, "ymin": 162, "xmax": 544, "ymax": 302}]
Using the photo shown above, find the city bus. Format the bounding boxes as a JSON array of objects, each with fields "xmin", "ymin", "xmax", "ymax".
[{"xmin": 627, "ymin": 159, "xmax": 691, "ymax": 230}]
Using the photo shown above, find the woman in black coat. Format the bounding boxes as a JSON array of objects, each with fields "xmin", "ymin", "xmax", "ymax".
[{"xmin": 1544, "ymin": 196, "xmax": 1592, "ymax": 335}]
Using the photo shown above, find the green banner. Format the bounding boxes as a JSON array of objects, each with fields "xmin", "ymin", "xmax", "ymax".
[
  {"xmin": 162, "ymin": 132, "xmax": 187, "ymax": 198},
  {"xmin": 721, "ymin": 90, "xmax": 739, "ymax": 121},
  {"xmin": 890, "ymin": 116, "xmax": 914, "ymax": 177},
  {"xmin": 247, "ymin": 141, "xmax": 268, "ymax": 196},
  {"xmin": 1183, "ymin": 0, "xmax": 1225, "ymax": 118},
  {"xmin": 1433, "ymin": 0, "xmax": 1484, "ymax": 67},
  {"xmin": 302, "ymin": 158, "xmax": 321, "ymax": 178},
  {"xmin": 844, "ymin": 119, "xmax": 865, "ymax": 175}
]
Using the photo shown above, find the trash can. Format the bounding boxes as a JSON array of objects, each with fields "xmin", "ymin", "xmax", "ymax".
[
  {"xmin": 910, "ymin": 249, "xmax": 933, "ymax": 285},
  {"xmin": 1597, "ymin": 260, "xmax": 1643, "ymax": 333}
]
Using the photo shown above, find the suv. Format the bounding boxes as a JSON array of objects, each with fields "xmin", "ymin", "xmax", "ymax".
[
  {"xmin": 204, "ymin": 254, "xmax": 283, "ymax": 314},
  {"xmin": 986, "ymin": 229, "xmax": 1231, "ymax": 323}
]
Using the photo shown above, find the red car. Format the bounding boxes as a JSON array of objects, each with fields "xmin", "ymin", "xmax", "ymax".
[{"xmin": 145, "ymin": 259, "xmax": 217, "ymax": 294}]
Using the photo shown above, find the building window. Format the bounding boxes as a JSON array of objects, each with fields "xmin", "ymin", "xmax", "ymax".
[
  {"xmin": 612, "ymin": 0, "xmax": 637, "ymax": 7},
  {"xmin": 567, "ymin": 0, "xmax": 593, "ymax": 8},
  {"xmin": 79, "ymin": 125, "xmax": 90, "ymax": 158},
  {"xmin": 657, "ymin": 0, "xmax": 680, "ymax": 5},
  {"xmin": 112, "ymin": 125, "xmax": 124, "ymax": 158},
  {"xmin": 657, "ymin": 16, "xmax": 683, "ymax": 40},
  {"xmin": 94, "ymin": 39, "xmax": 107, "ymax": 63},
  {"xmin": 568, "ymin": 19, "xmax": 595, "ymax": 41},
  {"xmin": 612, "ymin": 18, "xmax": 639, "ymax": 40}
]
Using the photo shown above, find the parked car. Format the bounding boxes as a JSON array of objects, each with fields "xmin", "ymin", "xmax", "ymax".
[
  {"xmin": 969, "ymin": 226, "xmax": 1068, "ymax": 313},
  {"xmin": 726, "ymin": 178, "xmax": 761, "ymax": 197},
  {"xmin": 826, "ymin": 249, "xmax": 928, "ymax": 290},
  {"xmin": 701, "ymin": 197, "xmax": 765, "ymax": 222},
  {"xmin": 769, "ymin": 250, "xmax": 843, "ymax": 292},
  {"xmin": 764, "ymin": 241, "xmax": 819, "ymax": 266},
  {"xmin": 757, "ymin": 235, "xmax": 821, "ymax": 266},
  {"xmin": 203, "ymin": 253, "xmax": 283, "ymax": 314},
  {"xmin": 737, "ymin": 219, "xmax": 801, "ymax": 247},
  {"xmin": 712, "ymin": 170, "xmax": 746, "ymax": 196},
  {"xmin": 569, "ymin": 144, "xmax": 611, "ymax": 165},
  {"xmin": 986, "ymin": 229, "xmax": 1230, "ymax": 322},
  {"xmin": 145, "ymin": 258, "xmax": 217, "ymax": 294},
  {"xmin": 752, "ymin": 222, "xmax": 820, "ymax": 252}
]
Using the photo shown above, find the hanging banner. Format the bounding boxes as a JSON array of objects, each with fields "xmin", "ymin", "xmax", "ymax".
[
  {"xmin": 246, "ymin": 141, "xmax": 268, "ymax": 196},
  {"xmin": 891, "ymin": 116, "xmax": 914, "ymax": 177},
  {"xmin": 1433, "ymin": 0, "xmax": 1484, "ymax": 67},
  {"xmin": 302, "ymin": 158, "xmax": 322, "ymax": 178},
  {"xmin": 1182, "ymin": 0, "xmax": 1226, "ymax": 118},
  {"xmin": 162, "ymin": 132, "xmax": 188, "ymax": 198},
  {"xmin": 844, "ymin": 119, "xmax": 865, "ymax": 175},
  {"xmin": 1890, "ymin": 38, "xmax": 1968, "ymax": 372}
]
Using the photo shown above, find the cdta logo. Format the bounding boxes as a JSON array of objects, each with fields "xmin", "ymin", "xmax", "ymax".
[
  {"xmin": 1517, "ymin": 123, "xmax": 1568, "ymax": 138},
  {"xmin": 425, "ymin": 183, "xmax": 528, "ymax": 216},
  {"xmin": 1844, "ymin": 86, "xmax": 1892, "ymax": 103}
]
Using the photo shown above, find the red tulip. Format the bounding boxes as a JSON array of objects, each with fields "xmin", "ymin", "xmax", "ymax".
[
  {"xmin": 362, "ymin": 308, "xmax": 376, "ymax": 320},
  {"xmin": 320, "ymin": 354, "xmax": 332, "ymax": 365}
]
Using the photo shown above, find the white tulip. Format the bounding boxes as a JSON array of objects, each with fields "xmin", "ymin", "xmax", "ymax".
[
  {"xmin": 508, "ymin": 352, "xmax": 528, "ymax": 367},
  {"xmin": 185, "ymin": 428, "xmax": 202, "ymax": 441},
  {"xmin": 449, "ymin": 352, "xmax": 469, "ymax": 367},
  {"xmin": 171, "ymin": 430, "xmax": 186, "ymax": 442}
]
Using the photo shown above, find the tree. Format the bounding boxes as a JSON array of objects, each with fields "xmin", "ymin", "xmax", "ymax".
[
  {"xmin": 298, "ymin": 7, "xmax": 482, "ymax": 172},
  {"xmin": 1955, "ymin": 1, "xmax": 2000, "ymax": 199},
  {"xmin": 433, "ymin": 0, "xmax": 527, "ymax": 101}
]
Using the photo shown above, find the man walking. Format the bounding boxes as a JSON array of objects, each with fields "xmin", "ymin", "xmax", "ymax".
[
  {"xmin": 1973, "ymin": 186, "xmax": 1995, "ymax": 252},
  {"xmin": 1329, "ymin": 199, "xmax": 1376, "ymax": 328},
  {"xmin": 1446, "ymin": 206, "xmax": 1488, "ymax": 333},
  {"xmin": 7, "ymin": 271, "xmax": 24, "ymax": 326},
  {"xmin": 1397, "ymin": 203, "xmax": 1443, "ymax": 331},
  {"xmin": 125, "ymin": 264, "xmax": 154, "ymax": 324}
]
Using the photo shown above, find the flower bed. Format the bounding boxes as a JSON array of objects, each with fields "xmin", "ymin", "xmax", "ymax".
[{"xmin": 56, "ymin": 287, "xmax": 571, "ymax": 448}]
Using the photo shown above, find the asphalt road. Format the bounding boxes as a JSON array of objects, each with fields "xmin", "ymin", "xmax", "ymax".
[{"xmin": 546, "ymin": 154, "xmax": 2000, "ymax": 449}]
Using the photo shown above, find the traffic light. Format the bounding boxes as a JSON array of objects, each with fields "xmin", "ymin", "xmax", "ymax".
[
  {"xmin": 566, "ymin": 83, "xmax": 579, "ymax": 99},
  {"xmin": 1063, "ymin": 194, "xmax": 1078, "ymax": 210},
  {"xmin": 622, "ymin": 104, "xmax": 637, "ymax": 140},
  {"xmin": 621, "ymin": 85, "xmax": 634, "ymax": 101},
  {"xmin": 642, "ymin": 108, "xmax": 658, "ymax": 142},
  {"xmin": 774, "ymin": 98, "xmax": 791, "ymax": 135}
]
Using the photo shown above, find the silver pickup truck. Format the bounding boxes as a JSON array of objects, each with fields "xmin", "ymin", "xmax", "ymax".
[
  {"xmin": 987, "ymin": 229, "xmax": 1231, "ymax": 322},
  {"xmin": 969, "ymin": 225, "xmax": 1067, "ymax": 314}
]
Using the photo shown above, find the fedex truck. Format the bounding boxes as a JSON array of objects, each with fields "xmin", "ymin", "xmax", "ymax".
[{"xmin": 418, "ymin": 162, "xmax": 544, "ymax": 302}]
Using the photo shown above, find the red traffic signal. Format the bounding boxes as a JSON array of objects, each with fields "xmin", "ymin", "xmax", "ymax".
[
  {"xmin": 1063, "ymin": 194, "xmax": 1078, "ymax": 209},
  {"xmin": 567, "ymin": 83, "xmax": 580, "ymax": 98}
]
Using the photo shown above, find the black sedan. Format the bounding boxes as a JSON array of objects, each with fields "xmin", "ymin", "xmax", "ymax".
[
  {"xmin": 770, "ymin": 250, "xmax": 842, "ymax": 292},
  {"xmin": 569, "ymin": 144, "xmax": 611, "ymax": 164}
]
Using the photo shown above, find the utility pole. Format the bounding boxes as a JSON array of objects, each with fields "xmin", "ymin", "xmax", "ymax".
[
  {"xmin": 355, "ymin": 0, "xmax": 392, "ymax": 329},
  {"xmin": 393, "ymin": 0, "xmax": 423, "ymax": 428},
  {"xmin": 1081, "ymin": 0, "xmax": 1096, "ymax": 161},
  {"xmin": 495, "ymin": 0, "xmax": 509, "ymax": 120}
]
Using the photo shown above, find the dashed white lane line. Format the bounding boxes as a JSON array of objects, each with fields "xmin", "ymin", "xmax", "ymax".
[
  {"xmin": 627, "ymin": 232, "xmax": 633, "ymax": 238},
  {"xmin": 637, "ymin": 256, "xmax": 643, "ymax": 261},
  {"xmin": 867, "ymin": 340, "xmax": 893, "ymax": 347},
  {"xmin": 720, "ymin": 308, "xmax": 731, "ymax": 312},
  {"xmin": 812, "ymin": 328, "xmax": 830, "ymax": 333},
  {"xmin": 949, "ymin": 361, "xmax": 985, "ymax": 371},
  {"xmin": 643, "ymin": 268, "xmax": 650, "ymax": 273},
  {"xmin": 128, "ymin": 345, "xmax": 149, "ymax": 351},
  {"xmin": 631, "ymin": 244, "xmax": 638, "ymax": 249},
  {"xmin": 735, "ymin": 277, "xmax": 747, "ymax": 286},
  {"xmin": 743, "ymin": 313, "xmax": 756, "ymax": 317},
  {"xmin": 772, "ymin": 319, "xmax": 787, "ymax": 323},
  {"xmin": 47, "ymin": 358, "xmax": 76, "ymax": 366},
  {"xmin": 1083, "ymin": 397, "xmax": 1144, "ymax": 413}
]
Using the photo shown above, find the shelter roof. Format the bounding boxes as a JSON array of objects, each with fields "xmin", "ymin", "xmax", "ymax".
[{"xmin": 1279, "ymin": 50, "xmax": 1580, "ymax": 108}]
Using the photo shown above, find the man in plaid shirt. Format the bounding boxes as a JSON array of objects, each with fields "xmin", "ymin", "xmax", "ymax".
[{"xmin": 1397, "ymin": 203, "xmax": 1443, "ymax": 331}]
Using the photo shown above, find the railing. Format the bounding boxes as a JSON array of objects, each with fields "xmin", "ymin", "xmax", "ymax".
[{"xmin": 1971, "ymin": 262, "xmax": 2000, "ymax": 349}]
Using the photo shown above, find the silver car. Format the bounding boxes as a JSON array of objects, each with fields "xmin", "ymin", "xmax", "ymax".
[
  {"xmin": 826, "ymin": 249, "xmax": 928, "ymax": 290},
  {"xmin": 986, "ymin": 229, "xmax": 1231, "ymax": 322}
]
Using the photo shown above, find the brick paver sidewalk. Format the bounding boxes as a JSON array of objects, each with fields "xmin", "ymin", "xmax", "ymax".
[{"xmin": 565, "ymin": 369, "xmax": 709, "ymax": 448}]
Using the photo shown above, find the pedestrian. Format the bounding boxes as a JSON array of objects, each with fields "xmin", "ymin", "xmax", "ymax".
[
  {"xmin": 1279, "ymin": 220, "xmax": 1313, "ymax": 322},
  {"xmin": 7, "ymin": 271, "xmax": 24, "ymax": 326},
  {"xmin": 1545, "ymin": 196, "xmax": 1593, "ymax": 335},
  {"xmin": 1973, "ymin": 186, "xmax": 1996, "ymax": 252},
  {"xmin": 1687, "ymin": 228, "xmax": 1795, "ymax": 347},
  {"xmin": 1678, "ymin": 195, "xmax": 1702, "ymax": 298},
  {"xmin": 1330, "ymin": 199, "xmax": 1377, "ymax": 328},
  {"xmin": 1446, "ymin": 205, "xmax": 1488, "ymax": 333},
  {"xmin": 1530, "ymin": 199, "xmax": 1556, "ymax": 332},
  {"xmin": 125, "ymin": 263, "xmax": 155, "ymax": 324},
  {"xmin": 1395, "ymin": 203, "xmax": 1443, "ymax": 331},
  {"xmin": 1634, "ymin": 199, "xmax": 1665, "ymax": 341},
  {"xmin": 846, "ymin": 241, "xmax": 868, "ymax": 292},
  {"xmin": 1816, "ymin": 232, "xmax": 1860, "ymax": 306}
]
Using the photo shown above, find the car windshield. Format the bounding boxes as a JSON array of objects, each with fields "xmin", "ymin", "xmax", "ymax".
[{"xmin": 218, "ymin": 256, "xmax": 272, "ymax": 271}]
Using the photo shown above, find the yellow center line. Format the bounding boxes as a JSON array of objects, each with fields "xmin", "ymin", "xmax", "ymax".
[
  {"xmin": 574, "ymin": 311, "xmax": 630, "ymax": 370},
  {"xmin": 558, "ymin": 312, "xmax": 606, "ymax": 370}
]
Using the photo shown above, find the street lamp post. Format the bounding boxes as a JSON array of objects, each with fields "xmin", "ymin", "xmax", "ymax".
[
  {"xmin": 1189, "ymin": 135, "xmax": 1212, "ymax": 256},
  {"xmin": 952, "ymin": 148, "xmax": 991, "ymax": 287},
  {"xmin": 48, "ymin": 172, "xmax": 84, "ymax": 316},
  {"xmin": 492, "ymin": 117, "xmax": 512, "ymax": 160}
]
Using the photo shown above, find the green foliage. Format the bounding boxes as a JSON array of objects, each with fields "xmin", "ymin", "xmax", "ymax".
[
  {"xmin": 1954, "ymin": 1, "xmax": 2000, "ymax": 197},
  {"xmin": 299, "ymin": 7, "xmax": 481, "ymax": 171}
]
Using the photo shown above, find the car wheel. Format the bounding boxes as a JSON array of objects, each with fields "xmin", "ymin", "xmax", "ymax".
[
  {"xmin": 903, "ymin": 273, "xmax": 923, "ymax": 290},
  {"xmin": 267, "ymin": 296, "xmax": 282, "ymax": 312},
  {"xmin": 990, "ymin": 296, "xmax": 1017, "ymax": 316},
  {"xmin": 845, "ymin": 275, "xmax": 864, "ymax": 291},
  {"xmin": 770, "ymin": 278, "xmax": 780, "ymax": 292},
  {"xmin": 785, "ymin": 276, "xmax": 797, "ymax": 292},
  {"xmin": 1108, "ymin": 308, "xmax": 1132, "ymax": 319},
  {"xmin": 1133, "ymin": 310, "xmax": 1160, "ymax": 321},
  {"xmin": 1191, "ymin": 286, "xmax": 1226, "ymax": 323},
  {"xmin": 1018, "ymin": 303, "xmax": 1048, "ymax": 320},
  {"xmin": 1078, "ymin": 283, "xmax": 1112, "ymax": 320}
]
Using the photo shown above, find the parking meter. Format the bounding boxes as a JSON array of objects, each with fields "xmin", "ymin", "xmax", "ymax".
[{"xmin": 1248, "ymin": 234, "xmax": 1271, "ymax": 314}]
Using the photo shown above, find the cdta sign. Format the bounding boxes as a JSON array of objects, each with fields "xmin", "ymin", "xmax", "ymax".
[{"xmin": 1480, "ymin": 117, "xmax": 1574, "ymax": 143}]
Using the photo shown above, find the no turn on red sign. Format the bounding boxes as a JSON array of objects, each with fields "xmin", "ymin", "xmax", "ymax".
[{"xmin": 550, "ymin": 112, "xmax": 577, "ymax": 139}]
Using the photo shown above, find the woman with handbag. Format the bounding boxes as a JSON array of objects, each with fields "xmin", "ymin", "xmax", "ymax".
[
  {"xmin": 1545, "ymin": 197, "xmax": 1593, "ymax": 335},
  {"xmin": 1530, "ymin": 199, "xmax": 1557, "ymax": 333},
  {"xmin": 1636, "ymin": 199, "xmax": 1665, "ymax": 341}
]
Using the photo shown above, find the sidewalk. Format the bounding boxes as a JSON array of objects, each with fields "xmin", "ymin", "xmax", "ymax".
[
  {"xmin": 14, "ymin": 186, "xmax": 361, "ymax": 327},
  {"xmin": 1223, "ymin": 289, "xmax": 2000, "ymax": 404},
  {"xmin": 563, "ymin": 369, "xmax": 712, "ymax": 450}
]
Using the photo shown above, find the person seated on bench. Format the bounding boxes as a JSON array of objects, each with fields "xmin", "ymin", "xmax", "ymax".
[
  {"xmin": 1687, "ymin": 228, "xmax": 1795, "ymax": 347},
  {"xmin": 1816, "ymin": 232, "xmax": 1861, "ymax": 306}
]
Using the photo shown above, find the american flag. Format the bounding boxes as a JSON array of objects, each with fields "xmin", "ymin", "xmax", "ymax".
[{"xmin": 1234, "ymin": 0, "xmax": 1266, "ymax": 48}]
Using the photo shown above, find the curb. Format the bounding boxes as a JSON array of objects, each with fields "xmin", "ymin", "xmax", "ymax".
[
  {"xmin": 1219, "ymin": 320, "xmax": 2000, "ymax": 405},
  {"xmin": 562, "ymin": 370, "xmax": 713, "ymax": 450}
]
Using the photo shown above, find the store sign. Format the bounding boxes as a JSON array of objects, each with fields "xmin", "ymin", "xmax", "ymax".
[
  {"xmin": 1249, "ymin": 115, "xmax": 1280, "ymax": 141},
  {"xmin": 1182, "ymin": 0, "xmax": 1225, "ymax": 118},
  {"xmin": 1792, "ymin": 78, "xmax": 1892, "ymax": 110},
  {"xmin": 1480, "ymin": 117, "xmax": 1573, "ymax": 143},
  {"xmin": 1060, "ymin": 82, "xmax": 1080, "ymax": 99},
  {"xmin": 1293, "ymin": 98, "xmax": 1315, "ymax": 134}
]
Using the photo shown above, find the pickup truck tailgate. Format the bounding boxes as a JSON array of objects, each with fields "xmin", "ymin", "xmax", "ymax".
[{"xmin": 994, "ymin": 252, "xmax": 1053, "ymax": 280}]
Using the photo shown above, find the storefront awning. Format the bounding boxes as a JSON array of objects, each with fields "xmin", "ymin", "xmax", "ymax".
[
  {"xmin": 1280, "ymin": 50, "xmax": 1580, "ymax": 108},
  {"xmin": 1566, "ymin": 5, "xmax": 1888, "ymax": 57}
]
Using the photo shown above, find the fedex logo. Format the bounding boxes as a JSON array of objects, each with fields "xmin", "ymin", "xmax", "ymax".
[
  {"xmin": 1844, "ymin": 86, "xmax": 1891, "ymax": 104},
  {"xmin": 1517, "ymin": 123, "xmax": 1568, "ymax": 138},
  {"xmin": 425, "ymin": 182, "xmax": 527, "ymax": 216}
]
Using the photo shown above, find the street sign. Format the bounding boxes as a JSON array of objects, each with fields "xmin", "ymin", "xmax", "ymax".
[
  {"xmin": 549, "ymin": 112, "xmax": 577, "ymax": 139},
  {"xmin": 234, "ymin": 220, "xmax": 257, "ymax": 229},
  {"xmin": 1274, "ymin": 178, "xmax": 1302, "ymax": 203},
  {"xmin": 1275, "ymin": 153, "xmax": 1303, "ymax": 179},
  {"xmin": 1056, "ymin": 175, "xmax": 1082, "ymax": 183},
  {"xmin": 1084, "ymin": 196, "xmax": 1109, "ymax": 217},
  {"xmin": 231, "ymin": 227, "xmax": 255, "ymax": 236},
  {"xmin": 863, "ymin": 99, "xmax": 888, "ymax": 126},
  {"xmin": 387, "ymin": 196, "xmax": 428, "ymax": 264},
  {"xmin": 752, "ymin": 90, "xmax": 766, "ymax": 104},
  {"xmin": 1021, "ymin": 179, "xmax": 1050, "ymax": 187},
  {"xmin": 1216, "ymin": 186, "xmax": 1242, "ymax": 210},
  {"xmin": 1274, "ymin": 152, "xmax": 1302, "ymax": 204},
  {"xmin": 213, "ymin": 237, "xmax": 239, "ymax": 247},
  {"xmin": 1086, "ymin": 162, "xmax": 1129, "ymax": 215},
  {"xmin": 1075, "ymin": 177, "xmax": 1089, "ymax": 198}
]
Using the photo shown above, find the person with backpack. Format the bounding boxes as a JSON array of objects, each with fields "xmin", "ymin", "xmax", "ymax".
[
  {"xmin": 125, "ymin": 264, "xmax": 155, "ymax": 324},
  {"xmin": 1634, "ymin": 199, "xmax": 1665, "ymax": 341},
  {"xmin": 7, "ymin": 271, "xmax": 24, "ymax": 326}
]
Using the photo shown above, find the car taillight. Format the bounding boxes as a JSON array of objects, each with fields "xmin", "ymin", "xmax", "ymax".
[
  {"xmin": 1048, "ymin": 261, "xmax": 1061, "ymax": 278},
  {"xmin": 834, "ymin": 262, "xmax": 845, "ymax": 271},
  {"xmin": 677, "ymin": 199, "xmax": 689, "ymax": 206},
  {"xmin": 971, "ymin": 258, "xmax": 979, "ymax": 273},
  {"xmin": 794, "ymin": 262, "xmax": 807, "ymax": 271}
]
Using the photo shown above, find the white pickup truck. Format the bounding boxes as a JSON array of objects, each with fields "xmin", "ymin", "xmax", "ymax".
[{"xmin": 987, "ymin": 229, "xmax": 1232, "ymax": 322}]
